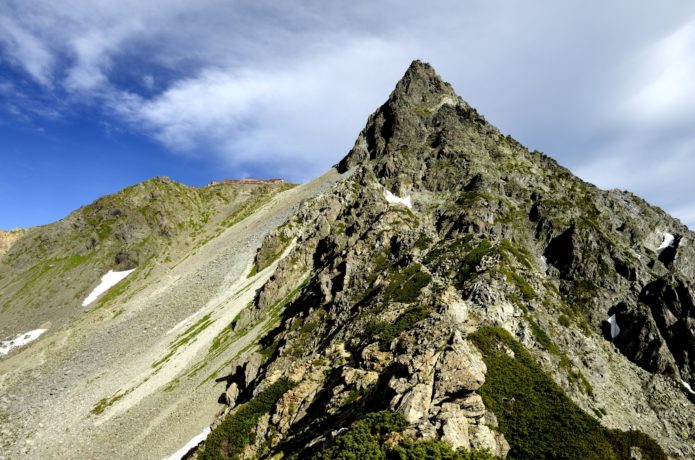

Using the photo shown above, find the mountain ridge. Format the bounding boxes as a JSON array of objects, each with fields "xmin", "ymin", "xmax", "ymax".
[
  {"xmin": 1, "ymin": 60, "xmax": 694, "ymax": 459},
  {"xmin": 190, "ymin": 60, "xmax": 694, "ymax": 458}
]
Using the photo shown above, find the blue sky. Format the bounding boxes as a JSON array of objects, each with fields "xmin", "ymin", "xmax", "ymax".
[{"xmin": 1, "ymin": 1, "xmax": 695, "ymax": 229}]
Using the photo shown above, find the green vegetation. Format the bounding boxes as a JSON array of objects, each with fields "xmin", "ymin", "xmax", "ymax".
[
  {"xmin": 209, "ymin": 321, "xmax": 240, "ymax": 355},
  {"xmin": 469, "ymin": 327, "xmax": 666, "ymax": 459},
  {"xmin": 592, "ymin": 407, "xmax": 608, "ymax": 419},
  {"xmin": 313, "ymin": 411, "xmax": 494, "ymax": 460},
  {"xmin": 200, "ymin": 278, "xmax": 308, "ymax": 385},
  {"xmin": 527, "ymin": 317, "xmax": 559, "ymax": 354},
  {"xmin": 286, "ymin": 309, "xmax": 326, "ymax": 357},
  {"xmin": 424, "ymin": 235, "xmax": 495, "ymax": 288},
  {"xmin": 415, "ymin": 233, "xmax": 433, "ymax": 250},
  {"xmin": 526, "ymin": 316, "xmax": 593, "ymax": 396},
  {"xmin": 152, "ymin": 314, "xmax": 214, "ymax": 369},
  {"xmin": 256, "ymin": 277, "xmax": 311, "ymax": 360},
  {"xmin": 456, "ymin": 240, "xmax": 494, "ymax": 285},
  {"xmin": 255, "ymin": 229, "xmax": 293, "ymax": 273},
  {"xmin": 202, "ymin": 378, "xmax": 295, "ymax": 460},
  {"xmin": 391, "ymin": 440, "xmax": 495, "ymax": 460},
  {"xmin": 366, "ymin": 305, "xmax": 430, "ymax": 351},
  {"xmin": 499, "ymin": 239, "xmax": 532, "ymax": 269},
  {"xmin": 221, "ymin": 183, "xmax": 295, "ymax": 228},
  {"xmin": 384, "ymin": 263, "xmax": 432, "ymax": 303},
  {"xmin": 413, "ymin": 104, "xmax": 433, "ymax": 118},
  {"xmin": 501, "ymin": 269, "xmax": 536, "ymax": 300},
  {"xmin": 365, "ymin": 248, "xmax": 393, "ymax": 286},
  {"xmin": 559, "ymin": 314, "xmax": 571, "ymax": 327},
  {"xmin": 565, "ymin": 280, "xmax": 600, "ymax": 315},
  {"xmin": 91, "ymin": 390, "xmax": 128, "ymax": 415}
]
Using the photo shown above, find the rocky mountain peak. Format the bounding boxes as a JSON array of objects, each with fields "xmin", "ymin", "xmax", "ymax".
[
  {"xmin": 4, "ymin": 60, "xmax": 695, "ymax": 460},
  {"xmin": 338, "ymin": 60, "xmax": 499, "ymax": 194},
  {"xmin": 391, "ymin": 59, "xmax": 457, "ymax": 104}
]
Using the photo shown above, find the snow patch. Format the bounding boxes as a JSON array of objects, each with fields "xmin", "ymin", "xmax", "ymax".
[
  {"xmin": 384, "ymin": 190, "xmax": 412, "ymax": 209},
  {"xmin": 682, "ymin": 380, "xmax": 695, "ymax": 395},
  {"xmin": 657, "ymin": 232, "xmax": 675, "ymax": 251},
  {"xmin": 0, "ymin": 329, "xmax": 47, "ymax": 356},
  {"xmin": 82, "ymin": 269, "xmax": 136, "ymax": 307},
  {"xmin": 163, "ymin": 426, "xmax": 211, "ymax": 460},
  {"xmin": 607, "ymin": 314, "xmax": 620, "ymax": 339},
  {"xmin": 540, "ymin": 256, "xmax": 547, "ymax": 271}
]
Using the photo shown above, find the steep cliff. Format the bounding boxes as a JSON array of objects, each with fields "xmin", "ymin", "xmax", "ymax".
[{"xmin": 195, "ymin": 61, "xmax": 694, "ymax": 459}]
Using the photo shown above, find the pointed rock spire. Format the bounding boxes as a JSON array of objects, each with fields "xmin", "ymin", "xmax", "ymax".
[
  {"xmin": 337, "ymin": 60, "xmax": 472, "ymax": 174},
  {"xmin": 391, "ymin": 60, "xmax": 457, "ymax": 104}
]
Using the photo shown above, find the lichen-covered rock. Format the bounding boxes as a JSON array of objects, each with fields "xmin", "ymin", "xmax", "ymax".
[
  {"xmin": 439, "ymin": 403, "xmax": 470, "ymax": 449},
  {"xmin": 395, "ymin": 382, "xmax": 433, "ymax": 423},
  {"xmin": 433, "ymin": 332, "xmax": 486, "ymax": 401},
  {"xmin": 469, "ymin": 424, "xmax": 510, "ymax": 458},
  {"xmin": 341, "ymin": 367, "xmax": 379, "ymax": 391},
  {"xmin": 460, "ymin": 393, "xmax": 486, "ymax": 418}
]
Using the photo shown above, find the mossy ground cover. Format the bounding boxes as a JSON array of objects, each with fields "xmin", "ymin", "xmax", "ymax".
[
  {"xmin": 201, "ymin": 378, "xmax": 295, "ymax": 460},
  {"xmin": 91, "ymin": 389, "xmax": 129, "ymax": 415},
  {"xmin": 366, "ymin": 304, "xmax": 430, "ymax": 351},
  {"xmin": 525, "ymin": 317, "xmax": 593, "ymax": 395},
  {"xmin": 312, "ymin": 411, "xmax": 494, "ymax": 460},
  {"xmin": 469, "ymin": 326, "xmax": 666, "ymax": 460},
  {"xmin": 151, "ymin": 313, "xmax": 214, "ymax": 370},
  {"xmin": 383, "ymin": 263, "xmax": 432, "ymax": 304},
  {"xmin": 423, "ymin": 236, "xmax": 496, "ymax": 289}
]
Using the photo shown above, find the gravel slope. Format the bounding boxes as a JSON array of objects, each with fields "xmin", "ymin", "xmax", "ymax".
[{"xmin": 0, "ymin": 168, "xmax": 343, "ymax": 459}]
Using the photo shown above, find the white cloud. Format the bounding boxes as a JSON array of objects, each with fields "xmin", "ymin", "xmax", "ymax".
[
  {"xmin": 113, "ymin": 37, "xmax": 413, "ymax": 178},
  {"xmin": 1, "ymin": 0, "xmax": 695, "ymax": 225},
  {"xmin": 622, "ymin": 19, "xmax": 695, "ymax": 128},
  {"xmin": 0, "ymin": 16, "xmax": 54, "ymax": 86},
  {"xmin": 574, "ymin": 136, "xmax": 695, "ymax": 228}
]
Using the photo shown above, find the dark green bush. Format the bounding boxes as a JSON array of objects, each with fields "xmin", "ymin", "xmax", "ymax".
[
  {"xmin": 559, "ymin": 314, "xmax": 571, "ymax": 327},
  {"xmin": 389, "ymin": 439, "xmax": 495, "ymax": 460},
  {"xmin": 202, "ymin": 378, "xmax": 295, "ymax": 460},
  {"xmin": 367, "ymin": 305, "xmax": 430, "ymax": 350},
  {"xmin": 384, "ymin": 263, "xmax": 432, "ymax": 303},
  {"xmin": 456, "ymin": 240, "xmax": 494, "ymax": 285},
  {"xmin": 313, "ymin": 411, "xmax": 407, "ymax": 460},
  {"xmin": 469, "ymin": 327, "xmax": 666, "ymax": 460},
  {"xmin": 313, "ymin": 411, "xmax": 494, "ymax": 460}
]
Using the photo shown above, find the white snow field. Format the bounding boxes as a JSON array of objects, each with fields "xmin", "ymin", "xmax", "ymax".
[
  {"xmin": 82, "ymin": 269, "xmax": 136, "ymax": 307},
  {"xmin": 384, "ymin": 189, "xmax": 413, "ymax": 208},
  {"xmin": 608, "ymin": 314, "xmax": 620, "ymax": 339},
  {"xmin": 0, "ymin": 329, "xmax": 47, "ymax": 356},
  {"xmin": 657, "ymin": 232, "xmax": 675, "ymax": 251},
  {"xmin": 163, "ymin": 426, "xmax": 211, "ymax": 460}
]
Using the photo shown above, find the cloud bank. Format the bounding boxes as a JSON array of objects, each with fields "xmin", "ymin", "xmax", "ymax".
[{"xmin": 1, "ymin": 1, "xmax": 695, "ymax": 225}]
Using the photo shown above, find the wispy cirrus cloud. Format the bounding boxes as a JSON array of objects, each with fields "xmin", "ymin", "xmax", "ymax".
[
  {"xmin": 0, "ymin": 15, "xmax": 54, "ymax": 86},
  {"xmin": 111, "ymin": 37, "xmax": 413, "ymax": 178}
]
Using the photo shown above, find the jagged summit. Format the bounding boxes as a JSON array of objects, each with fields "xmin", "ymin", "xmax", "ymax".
[
  {"xmin": 337, "ymin": 60, "xmax": 485, "ymax": 181},
  {"xmin": 393, "ymin": 60, "xmax": 458, "ymax": 103}
]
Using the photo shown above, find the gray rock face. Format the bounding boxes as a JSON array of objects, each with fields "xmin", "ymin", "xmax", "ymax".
[
  {"xmin": 196, "ymin": 60, "xmax": 695, "ymax": 459},
  {"xmin": 340, "ymin": 60, "xmax": 695, "ymax": 390},
  {"xmin": 433, "ymin": 332, "xmax": 487, "ymax": 402}
]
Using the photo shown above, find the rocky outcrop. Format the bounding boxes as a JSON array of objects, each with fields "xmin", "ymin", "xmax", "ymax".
[
  {"xmin": 0, "ymin": 228, "xmax": 23, "ymax": 257},
  {"xmin": 192, "ymin": 60, "xmax": 695, "ymax": 459}
]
